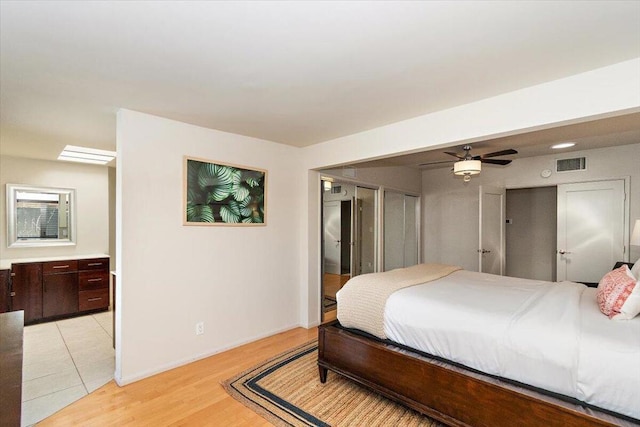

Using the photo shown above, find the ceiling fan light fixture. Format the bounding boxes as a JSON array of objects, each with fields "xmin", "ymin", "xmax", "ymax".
[{"xmin": 453, "ymin": 159, "xmax": 481, "ymax": 177}]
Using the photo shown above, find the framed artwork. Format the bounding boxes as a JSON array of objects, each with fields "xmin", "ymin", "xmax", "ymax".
[{"xmin": 184, "ymin": 156, "xmax": 267, "ymax": 226}]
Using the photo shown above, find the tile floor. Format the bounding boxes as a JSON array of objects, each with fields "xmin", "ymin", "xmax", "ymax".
[{"xmin": 21, "ymin": 310, "xmax": 115, "ymax": 427}]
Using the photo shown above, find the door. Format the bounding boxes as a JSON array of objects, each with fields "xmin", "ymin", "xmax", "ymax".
[
  {"xmin": 323, "ymin": 200, "xmax": 341, "ymax": 275},
  {"xmin": 557, "ymin": 180, "xmax": 626, "ymax": 283},
  {"xmin": 321, "ymin": 182, "xmax": 377, "ymax": 320},
  {"xmin": 354, "ymin": 187, "xmax": 377, "ymax": 275},
  {"xmin": 479, "ymin": 185, "xmax": 506, "ymax": 275},
  {"xmin": 384, "ymin": 191, "xmax": 419, "ymax": 271}
]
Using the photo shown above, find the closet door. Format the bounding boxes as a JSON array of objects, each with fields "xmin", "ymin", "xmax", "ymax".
[
  {"xmin": 355, "ymin": 186, "xmax": 377, "ymax": 275},
  {"xmin": 384, "ymin": 191, "xmax": 419, "ymax": 271},
  {"xmin": 322, "ymin": 200, "xmax": 341, "ymax": 275},
  {"xmin": 557, "ymin": 180, "xmax": 626, "ymax": 283}
]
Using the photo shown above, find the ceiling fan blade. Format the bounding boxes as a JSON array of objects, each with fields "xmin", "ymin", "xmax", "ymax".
[
  {"xmin": 444, "ymin": 151, "xmax": 464, "ymax": 159},
  {"xmin": 481, "ymin": 158, "xmax": 512, "ymax": 165},
  {"xmin": 481, "ymin": 149, "xmax": 518, "ymax": 158}
]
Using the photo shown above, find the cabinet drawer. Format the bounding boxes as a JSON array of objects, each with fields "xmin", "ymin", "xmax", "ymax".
[
  {"xmin": 79, "ymin": 289, "xmax": 109, "ymax": 311},
  {"xmin": 43, "ymin": 260, "xmax": 78, "ymax": 274},
  {"xmin": 79, "ymin": 271, "xmax": 109, "ymax": 291},
  {"xmin": 79, "ymin": 258, "xmax": 109, "ymax": 271}
]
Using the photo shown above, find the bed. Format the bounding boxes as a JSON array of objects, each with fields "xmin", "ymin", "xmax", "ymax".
[{"xmin": 317, "ymin": 263, "xmax": 640, "ymax": 427}]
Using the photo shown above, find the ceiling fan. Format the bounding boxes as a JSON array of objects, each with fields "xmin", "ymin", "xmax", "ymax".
[{"xmin": 420, "ymin": 145, "xmax": 518, "ymax": 182}]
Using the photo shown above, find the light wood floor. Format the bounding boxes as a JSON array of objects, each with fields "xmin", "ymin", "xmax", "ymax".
[
  {"xmin": 322, "ymin": 273, "xmax": 349, "ymax": 322},
  {"xmin": 323, "ymin": 273, "xmax": 350, "ymax": 300},
  {"xmin": 39, "ymin": 327, "xmax": 317, "ymax": 426}
]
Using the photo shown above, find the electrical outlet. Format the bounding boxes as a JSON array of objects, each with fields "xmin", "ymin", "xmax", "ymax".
[{"xmin": 195, "ymin": 321, "xmax": 204, "ymax": 335}]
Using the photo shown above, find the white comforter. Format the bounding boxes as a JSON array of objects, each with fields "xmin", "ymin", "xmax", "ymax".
[{"xmin": 381, "ymin": 270, "xmax": 640, "ymax": 420}]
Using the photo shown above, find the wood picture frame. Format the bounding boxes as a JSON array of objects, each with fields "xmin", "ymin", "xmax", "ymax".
[{"xmin": 183, "ymin": 156, "xmax": 267, "ymax": 226}]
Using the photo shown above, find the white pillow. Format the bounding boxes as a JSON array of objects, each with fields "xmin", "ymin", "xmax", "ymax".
[{"xmin": 631, "ymin": 257, "xmax": 640, "ymax": 279}]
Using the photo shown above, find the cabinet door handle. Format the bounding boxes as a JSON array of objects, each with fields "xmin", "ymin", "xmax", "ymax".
[
  {"xmin": 87, "ymin": 278, "xmax": 103, "ymax": 282},
  {"xmin": 87, "ymin": 263, "xmax": 102, "ymax": 267},
  {"xmin": 53, "ymin": 265, "xmax": 70, "ymax": 269},
  {"xmin": 87, "ymin": 297, "xmax": 102, "ymax": 302},
  {"xmin": 10, "ymin": 292, "xmax": 16, "ymax": 297}
]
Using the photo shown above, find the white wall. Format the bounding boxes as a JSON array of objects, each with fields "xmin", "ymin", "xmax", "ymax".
[
  {"xmin": 115, "ymin": 59, "xmax": 640, "ymax": 383},
  {"xmin": 298, "ymin": 59, "xmax": 640, "ymax": 327},
  {"xmin": 303, "ymin": 59, "xmax": 640, "ymax": 170},
  {"xmin": 0, "ymin": 156, "xmax": 109, "ymax": 261},
  {"xmin": 116, "ymin": 110, "xmax": 302, "ymax": 384},
  {"xmin": 108, "ymin": 166, "xmax": 116, "ymax": 272},
  {"xmin": 320, "ymin": 165, "xmax": 422, "ymax": 194},
  {"xmin": 422, "ymin": 143, "xmax": 640, "ymax": 272}
]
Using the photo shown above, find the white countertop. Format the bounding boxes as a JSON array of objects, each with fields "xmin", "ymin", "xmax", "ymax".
[{"xmin": 0, "ymin": 254, "xmax": 109, "ymax": 270}]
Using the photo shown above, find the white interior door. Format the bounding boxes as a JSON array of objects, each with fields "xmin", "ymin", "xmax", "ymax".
[
  {"xmin": 323, "ymin": 201, "xmax": 341, "ymax": 275},
  {"xmin": 557, "ymin": 180, "xmax": 626, "ymax": 283},
  {"xmin": 479, "ymin": 185, "xmax": 506, "ymax": 275},
  {"xmin": 384, "ymin": 192, "xmax": 405, "ymax": 270},
  {"xmin": 384, "ymin": 192, "xmax": 419, "ymax": 271}
]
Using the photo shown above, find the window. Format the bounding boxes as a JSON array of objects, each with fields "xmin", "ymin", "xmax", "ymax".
[{"xmin": 7, "ymin": 184, "xmax": 76, "ymax": 247}]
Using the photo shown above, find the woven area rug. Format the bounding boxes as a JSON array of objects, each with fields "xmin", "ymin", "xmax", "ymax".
[{"xmin": 222, "ymin": 340, "xmax": 443, "ymax": 427}]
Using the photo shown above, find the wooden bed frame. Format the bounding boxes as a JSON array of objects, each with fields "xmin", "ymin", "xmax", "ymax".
[{"xmin": 317, "ymin": 320, "xmax": 638, "ymax": 427}]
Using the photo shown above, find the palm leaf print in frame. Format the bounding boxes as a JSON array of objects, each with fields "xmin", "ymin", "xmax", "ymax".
[{"xmin": 184, "ymin": 156, "xmax": 267, "ymax": 226}]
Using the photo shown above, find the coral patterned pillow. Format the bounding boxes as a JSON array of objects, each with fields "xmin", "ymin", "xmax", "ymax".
[{"xmin": 596, "ymin": 265, "xmax": 640, "ymax": 320}]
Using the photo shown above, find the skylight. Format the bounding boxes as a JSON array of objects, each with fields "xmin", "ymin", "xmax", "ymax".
[{"xmin": 58, "ymin": 145, "xmax": 116, "ymax": 165}]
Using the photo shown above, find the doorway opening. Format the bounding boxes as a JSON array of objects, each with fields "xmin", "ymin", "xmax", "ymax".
[{"xmin": 505, "ymin": 186, "xmax": 557, "ymax": 281}]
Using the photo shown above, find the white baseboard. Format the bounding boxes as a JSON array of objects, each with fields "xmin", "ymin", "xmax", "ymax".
[{"xmin": 114, "ymin": 322, "xmax": 302, "ymax": 386}]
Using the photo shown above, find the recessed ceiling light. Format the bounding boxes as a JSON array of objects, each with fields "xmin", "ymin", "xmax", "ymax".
[
  {"xmin": 58, "ymin": 145, "xmax": 116, "ymax": 165},
  {"xmin": 551, "ymin": 142, "xmax": 576, "ymax": 149}
]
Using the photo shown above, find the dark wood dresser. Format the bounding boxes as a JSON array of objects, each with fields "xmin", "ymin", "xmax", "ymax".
[
  {"xmin": 4, "ymin": 255, "xmax": 110, "ymax": 325},
  {"xmin": 0, "ymin": 310, "xmax": 24, "ymax": 426}
]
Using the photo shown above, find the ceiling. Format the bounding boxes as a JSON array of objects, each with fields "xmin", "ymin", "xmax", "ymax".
[
  {"xmin": 1, "ymin": 1, "xmax": 639, "ymax": 163},
  {"xmin": 354, "ymin": 112, "xmax": 640, "ymax": 170}
]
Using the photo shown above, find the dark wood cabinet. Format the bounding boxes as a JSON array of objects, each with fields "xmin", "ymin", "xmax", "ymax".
[
  {"xmin": 0, "ymin": 311, "xmax": 24, "ymax": 427},
  {"xmin": 42, "ymin": 261, "xmax": 79, "ymax": 318},
  {"xmin": 7, "ymin": 256, "xmax": 109, "ymax": 324},
  {"xmin": 78, "ymin": 258, "xmax": 109, "ymax": 312},
  {"xmin": 11, "ymin": 263, "xmax": 43, "ymax": 323},
  {"xmin": 0, "ymin": 269, "xmax": 10, "ymax": 313}
]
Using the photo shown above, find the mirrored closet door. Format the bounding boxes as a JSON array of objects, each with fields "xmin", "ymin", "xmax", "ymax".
[{"xmin": 321, "ymin": 181, "xmax": 377, "ymax": 320}]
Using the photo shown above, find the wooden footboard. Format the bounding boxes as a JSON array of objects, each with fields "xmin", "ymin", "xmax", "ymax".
[{"xmin": 317, "ymin": 321, "xmax": 636, "ymax": 427}]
